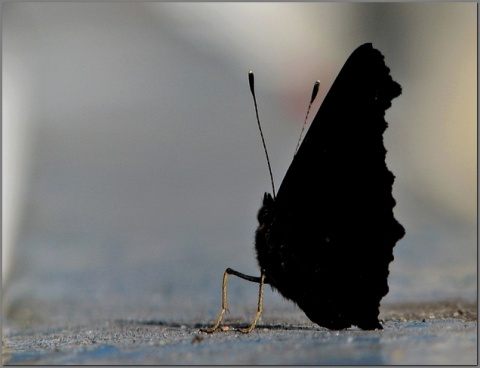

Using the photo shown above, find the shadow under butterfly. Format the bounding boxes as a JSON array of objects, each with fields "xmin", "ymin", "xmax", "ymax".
[{"xmin": 202, "ymin": 43, "xmax": 406, "ymax": 333}]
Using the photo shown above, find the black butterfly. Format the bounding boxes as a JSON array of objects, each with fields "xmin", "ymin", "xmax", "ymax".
[{"xmin": 202, "ymin": 43, "xmax": 405, "ymax": 333}]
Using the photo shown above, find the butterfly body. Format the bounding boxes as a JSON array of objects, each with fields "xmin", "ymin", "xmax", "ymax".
[{"xmin": 254, "ymin": 43, "xmax": 405, "ymax": 330}]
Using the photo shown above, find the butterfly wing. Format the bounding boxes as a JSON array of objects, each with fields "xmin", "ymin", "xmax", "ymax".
[{"xmin": 255, "ymin": 43, "xmax": 405, "ymax": 330}]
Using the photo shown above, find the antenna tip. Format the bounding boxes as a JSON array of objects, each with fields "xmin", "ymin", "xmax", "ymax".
[
  {"xmin": 311, "ymin": 80, "xmax": 320, "ymax": 103},
  {"xmin": 248, "ymin": 71, "xmax": 255, "ymax": 95}
]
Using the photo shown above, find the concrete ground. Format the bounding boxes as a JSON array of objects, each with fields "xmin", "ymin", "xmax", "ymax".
[{"xmin": 3, "ymin": 299, "xmax": 477, "ymax": 365}]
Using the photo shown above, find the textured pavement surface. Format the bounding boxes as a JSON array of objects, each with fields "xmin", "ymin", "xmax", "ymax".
[{"xmin": 3, "ymin": 297, "xmax": 477, "ymax": 365}]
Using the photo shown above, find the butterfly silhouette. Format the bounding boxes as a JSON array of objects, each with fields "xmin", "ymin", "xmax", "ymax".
[{"xmin": 203, "ymin": 43, "xmax": 405, "ymax": 333}]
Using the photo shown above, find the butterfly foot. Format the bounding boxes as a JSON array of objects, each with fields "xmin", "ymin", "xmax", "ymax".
[{"xmin": 200, "ymin": 308, "xmax": 227, "ymax": 334}]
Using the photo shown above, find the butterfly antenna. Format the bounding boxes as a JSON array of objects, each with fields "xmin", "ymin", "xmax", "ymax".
[
  {"xmin": 248, "ymin": 71, "xmax": 276, "ymax": 199},
  {"xmin": 294, "ymin": 80, "xmax": 320, "ymax": 156}
]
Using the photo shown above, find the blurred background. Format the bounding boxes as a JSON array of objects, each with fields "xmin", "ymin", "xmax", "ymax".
[{"xmin": 3, "ymin": 3, "xmax": 476, "ymax": 328}]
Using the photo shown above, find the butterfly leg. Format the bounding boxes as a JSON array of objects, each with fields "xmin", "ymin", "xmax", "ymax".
[
  {"xmin": 201, "ymin": 268, "xmax": 265, "ymax": 333},
  {"xmin": 200, "ymin": 269, "xmax": 230, "ymax": 333},
  {"xmin": 238, "ymin": 272, "xmax": 266, "ymax": 334}
]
